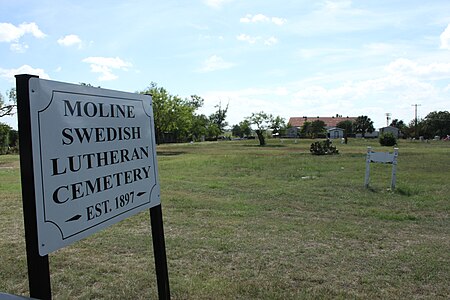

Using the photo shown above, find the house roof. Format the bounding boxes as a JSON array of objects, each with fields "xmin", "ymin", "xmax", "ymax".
[
  {"xmin": 288, "ymin": 116, "xmax": 357, "ymax": 128},
  {"xmin": 380, "ymin": 126, "xmax": 399, "ymax": 130}
]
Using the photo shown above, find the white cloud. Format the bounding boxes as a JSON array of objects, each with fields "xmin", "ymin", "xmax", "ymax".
[
  {"xmin": 198, "ymin": 34, "xmax": 224, "ymax": 41},
  {"xmin": 200, "ymin": 88, "xmax": 287, "ymax": 126},
  {"xmin": 199, "ymin": 86, "xmax": 294, "ymax": 128},
  {"xmin": 264, "ymin": 36, "xmax": 278, "ymax": 46},
  {"xmin": 240, "ymin": 14, "xmax": 286, "ymax": 25},
  {"xmin": 286, "ymin": 59, "xmax": 449, "ymax": 127},
  {"xmin": 386, "ymin": 58, "xmax": 450, "ymax": 79},
  {"xmin": 237, "ymin": 34, "xmax": 259, "ymax": 44},
  {"xmin": 246, "ymin": 14, "xmax": 270, "ymax": 23},
  {"xmin": 82, "ymin": 56, "xmax": 132, "ymax": 81},
  {"xmin": 0, "ymin": 65, "xmax": 50, "ymax": 82},
  {"xmin": 288, "ymin": 1, "xmax": 374, "ymax": 36},
  {"xmin": 237, "ymin": 34, "xmax": 278, "ymax": 46},
  {"xmin": 58, "ymin": 34, "xmax": 82, "ymax": 48},
  {"xmin": 271, "ymin": 17, "xmax": 287, "ymax": 26},
  {"xmin": 440, "ymin": 24, "xmax": 450, "ymax": 50},
  {"xmin": 198, "ymin": 55, "xmax": 235, "ymax": 72},
  {"xmin": 297, "ymin": 48, "xmax": 355, "ymax": 60},
  {"xmin": 83, "ymin": 57, "xmax": 131, "ymax": 70},
  {"xmin": 0, "ymin": 22, "xmax": 46, "ymax": 43},
  {"xmin": 200, "ymin": 57, "xmax": 449, "ymax": 129},
  {"xmin": 10, "ymin": 42, "xmax": 29, "ymax": 53},
  {"xmin": 291, "ymin": 68, "xmax": 439, "ymax": 106}
]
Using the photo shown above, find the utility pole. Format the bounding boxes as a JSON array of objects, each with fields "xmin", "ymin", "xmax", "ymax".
[{"xmin": 411, "ymin": 104, "xmax": 421, "ymax": 138}]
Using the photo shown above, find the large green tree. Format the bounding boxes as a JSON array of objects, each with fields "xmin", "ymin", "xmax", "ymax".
[
  {"xmin": 139, "ymin": 82, "xmax": 233, "ymax": 143},
  {"xmin": 406, "ymin": 118, "xmax": 425, "ymax": 139},
  {"xmin": 190, "ymin": 114, "xmax": 209, "ymax": 141},
  {"xmin": 208, "ymin": 102, "xmax": 229, "ymax": 138},
  {"xmin": 422, "ymin": 111, "xmax": 450, "ymax": 138},
  {"xmin": 389, "ymin": 119, "xmax": 407, "ymax": 138},
  {"xmin": 140, "ymin": 83, "xmax": 201, "ymax": 144},
  {"xmin": 353, "ymin": 115, "xmax": 375, "ymax": 138},
  {"xmin": 310, "ymin": 120, "xmax": 327, "ymax": 138},
  {"xmin": 0, "ymin": 122, "xmax": 12, "ymax": 154},
  {"xmin": 247, "ymin": 111, "xmax": 272, "ymax": 146},
  {"xmin": 270, "ymin": 116, "xmax": 286, "ymax": 137},
  {"xmin": 390, "ymin": 119, "xmax": 406, "ymax": 129},
  {"xmin": 206, "ymin": 123, "xmax": 221, "ymax": 140},
  {"xmin": 300, "ymin": 121, "xmax": 312, "ymax": 138},
  {"xmin": 8, "ymin": 129, "xmax": 18, "ymax": 149},
  {"xmin": 336, "ymin": 120, "xmax": 354, "ymax": 137},
  {"xmin": 231, "ymin": 124, "xmax": 242, "ymax": 138},
  {"xmin": 300, "ymin": 120, "xmax": 326, "ymax": 138},
  {"xmin": 232, "ymin": 120, "xmax": 251, "ymax": 138}
]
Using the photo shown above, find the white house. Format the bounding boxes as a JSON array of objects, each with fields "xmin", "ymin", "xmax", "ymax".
[
  {"xmin": 380, "ymin": 126, "xmax": 400, "ymax": 138},
  {"xmin": 327, "ymin": 127, "xmax": 345, "ymax": 139}
]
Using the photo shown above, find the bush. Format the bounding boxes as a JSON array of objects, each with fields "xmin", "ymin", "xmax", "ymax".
[
  {"xmin": 310, "ymin": 139, "xmax": 339, "ymax": 155},
  {"xmin": 379, "ymin": 132, "xmax": 397, "ymax": 146}
]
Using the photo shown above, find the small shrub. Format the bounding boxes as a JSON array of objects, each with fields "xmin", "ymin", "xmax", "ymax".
[
  {"xmin": 379, "ymin": 132, "xmax": 397, "ymax": 146},
  {"xmin": 310, "ymin": 139, "xmax": 339, "ymax": 155}
]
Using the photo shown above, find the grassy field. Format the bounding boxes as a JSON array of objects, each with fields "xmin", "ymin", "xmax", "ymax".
[{"xmin": 1, "ymin": 138, "xmax": 449, "ymax": 299}]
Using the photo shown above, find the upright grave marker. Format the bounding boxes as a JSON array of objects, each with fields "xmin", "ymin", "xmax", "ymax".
[
  {"xmin": 16, "ymin": 75, "xmax": 169, "ymax": 299},
  {"xmin": 364, "ymin": 146, "xmax": 399, "ymax": 189}
]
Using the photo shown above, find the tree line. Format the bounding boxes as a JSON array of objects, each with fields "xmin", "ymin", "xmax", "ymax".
[
  {"xmin": 331, "ymin": 113, "xmax": 450, "ymax": 140},
  {"xmin": 390, "ymin": 111, "xmax": 450, "ymax": 139},
  {"xmin": 0, "ymin": 123, "xmax": 18, "ymax": 154},
  {"xmin": 221, "ymin": 111, "xmax": 450, "ymax": 145},
  {"xmin": 1, "ymin": 83, "xmax": 449, "ymax": 153}
]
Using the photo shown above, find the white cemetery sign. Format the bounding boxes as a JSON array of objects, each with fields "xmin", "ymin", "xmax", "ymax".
[
  {"xmin": 364, "ymin": 146, "xmax": 398, "ymax": 189},
  {"xmin": 27, "ymin": 78, "xmax": 161, "ymax": 256}
]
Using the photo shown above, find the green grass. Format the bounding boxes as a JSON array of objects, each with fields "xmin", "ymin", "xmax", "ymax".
[{"xmin": 1, "ymin": 139, "xmax": 449, "ymax": 299}]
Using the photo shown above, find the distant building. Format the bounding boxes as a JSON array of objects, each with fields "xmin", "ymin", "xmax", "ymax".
[
  {"xmin": 287, "ymin": 115, "xmax": 356, "ymax": 138},
  {"xmin": 327, "ymin": 127, "xmax": 345, "ymax": 139},
  {"xmin": 379, "ymin": 126, "xmax": 400, "ymax": 138}
]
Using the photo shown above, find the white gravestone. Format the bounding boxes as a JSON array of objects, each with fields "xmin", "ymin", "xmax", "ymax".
[{"xmin": 364, "ymin": 146, "xmax": 398, "ymax": 189}]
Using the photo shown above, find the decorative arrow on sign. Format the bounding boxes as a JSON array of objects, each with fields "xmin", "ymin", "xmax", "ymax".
[
  {"xmin": 65, "ymin": 214, "xmax": 82, "ymax": 222},
  {"xmin": 137, "ymin": 191, "xmax": 147, "ymax": 197}
]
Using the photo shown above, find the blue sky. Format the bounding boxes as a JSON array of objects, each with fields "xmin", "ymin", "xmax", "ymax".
[{"xmin": 1, "ymin": 0, "xmax": 450, "ymax": 130}]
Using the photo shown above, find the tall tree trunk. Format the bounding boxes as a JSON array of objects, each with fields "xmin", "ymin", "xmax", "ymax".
[{"xmin": 256, "ymin": 130, "xmax": 266, "ymax": 146}]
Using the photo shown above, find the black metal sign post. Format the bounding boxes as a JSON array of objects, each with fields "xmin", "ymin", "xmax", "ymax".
[
  {"xmin": 15, "ymin": 75, "xmax": 170, "ymax": 299},
  {"xmin": 16, "ymin": 74, "xmax": 52, "ymax": 299},
  {"xmin": 146, "ymin": 93, "xmax": 170, "ymax": 300},
  {"xmin": 150, "ymin": 204, "xmax": 170, "ymax": 299}
]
